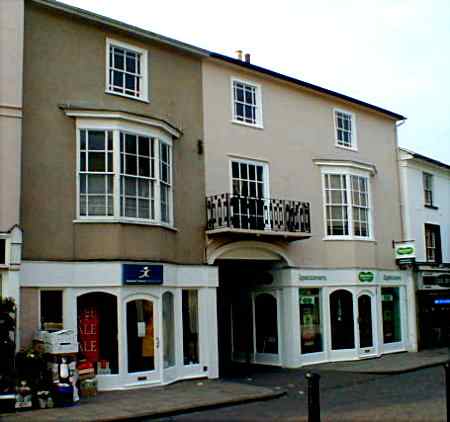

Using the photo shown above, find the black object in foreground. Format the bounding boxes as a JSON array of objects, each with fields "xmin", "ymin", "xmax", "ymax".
[{"xmin": 305, "ymin": 372, "xmax": 321, "ymax": 422}]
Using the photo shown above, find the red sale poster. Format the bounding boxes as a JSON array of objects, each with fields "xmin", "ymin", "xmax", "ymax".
[{"xmin": 78, "ymin": 306, "xmax": 99, "ymax": 364}]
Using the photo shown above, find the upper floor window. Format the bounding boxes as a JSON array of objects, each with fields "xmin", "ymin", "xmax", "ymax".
[
  {"xmin": 334, "ymin": 109, "xmax": 357, "ymax": 150},
  {"xmin": 323, "ymin": 172, "xmax": 371, "ymax": 239},
  {"xmin": 231, "ymin": 78, "xmax": 263, "ymax": 128},
  {"xmin": 423, "ymin": 172, "xmax": 434, "ymax": 207},
  {"xmin": 78, "ymin": 128, "xmax": 172, "ymax": 226},
  {"xmin": 425, "ymin": 223, "xmax": 442, "ymax": 263},
  {"xmin": 106, "ymin": 38, "xmax": 148, "ymax": 102}
]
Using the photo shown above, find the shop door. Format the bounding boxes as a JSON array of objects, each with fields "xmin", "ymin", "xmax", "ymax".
[
  {"xmin": 253, "ymin": 291, "xmax": 280, "ymax": 365},
  {"xmin": 329, "ymin": 289, "xmax": 356, "ymax": 360},
  {"xmin": 162, "ymin": 292, "xmax": 176, "ymax": 383},
  {"xmin": 124, "ymin": 298, "xmax": 160, "ymax": 386},
  {"xmin": 357, "ymin": 290, "xmax": 377, "ymax": 357}
]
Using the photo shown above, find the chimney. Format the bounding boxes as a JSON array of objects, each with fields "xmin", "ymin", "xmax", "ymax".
[
  {"xmin": 244, "ymin": 53, "xmax": 251, "ymax": 64},
  {"xmin": 235, "ymin": 50, "xmax": 243, "ymax": 61}
]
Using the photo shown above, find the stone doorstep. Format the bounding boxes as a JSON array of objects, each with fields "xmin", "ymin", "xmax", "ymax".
[{"xmin": 0, "ymin": 381, "xmax": 286, "ymax": 422}]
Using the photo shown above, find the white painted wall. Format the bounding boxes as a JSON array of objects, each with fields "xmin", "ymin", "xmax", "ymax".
[{"xmin": 399, "ymin": 150, "xmax": 450, "ymax": 263}]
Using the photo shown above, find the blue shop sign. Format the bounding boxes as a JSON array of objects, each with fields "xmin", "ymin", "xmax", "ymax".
[
  {"xmin": 122, "ymin": 264, "xmax": 163, "ymax": 285},
  {"xmin": 434, "ymin": 299, "xmax": 450, "ymax": 305}
]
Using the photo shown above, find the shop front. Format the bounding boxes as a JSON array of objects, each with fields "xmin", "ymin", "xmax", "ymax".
[
  {"xmin": 221, "ymin": 265, "xmax": 416, "ymax": 371},
  {"xmin": 416, "ymin": 269, "xmax": 450, "ymax": 349},
  {"xmin": 20, "ymin": 261, "xmax": 218, "ymax": 390}
]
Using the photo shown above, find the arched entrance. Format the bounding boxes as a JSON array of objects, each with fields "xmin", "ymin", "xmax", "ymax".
[{"xmin": 329, "ymin": 289, "xmax": 355, "ymax": 352}]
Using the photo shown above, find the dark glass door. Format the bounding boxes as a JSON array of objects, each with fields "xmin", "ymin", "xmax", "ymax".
[
  {"xmin": 330, "ymin": 290, "xmax": 355, "ymax": 350},
  {"xmin": 358, "ymin": 294, "xmax": 373, "ymax": 348}
]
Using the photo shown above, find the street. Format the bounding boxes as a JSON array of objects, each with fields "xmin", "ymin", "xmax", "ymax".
[{"xmin": 156, "ymin": 365, "xmax": 447, "ymax": 421}]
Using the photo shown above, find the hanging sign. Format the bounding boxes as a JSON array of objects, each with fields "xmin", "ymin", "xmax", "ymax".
[
  {"xmin": 394, "ymin": 241, "xmax": 416, "ymax": 264},
  {"xmin": 122, "ymin": 264, "xmax": 164, "ymax": 285},
  {"xmin": 358, "ymin": 271, "xmax": 375, "ymax": 283}
]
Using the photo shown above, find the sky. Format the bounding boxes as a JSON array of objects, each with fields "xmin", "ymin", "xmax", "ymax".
[{"xmin": 60, "ymin": 0, "xmax": 450, "ymax": 164}]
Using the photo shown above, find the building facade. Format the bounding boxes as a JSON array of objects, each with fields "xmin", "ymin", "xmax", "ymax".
[
  {"xmin": 202, "ymin": 54, "xmax": 417, "ymax": 372},
  {"xmin": 399, "ymin": 149, "xmax": 450, "ymax": 349},
  {"xmin": 0, "ymin": 0, "xmax": 24, "ymax": 328},
  {"xmin": 18, "ymin": 0, "xmax": 218, "ymax": 390}
]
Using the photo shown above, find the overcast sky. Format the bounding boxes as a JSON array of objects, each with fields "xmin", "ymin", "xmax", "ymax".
[{"xmin": 60, "ymin": 0, "xmax": 450, "ymax": 164}]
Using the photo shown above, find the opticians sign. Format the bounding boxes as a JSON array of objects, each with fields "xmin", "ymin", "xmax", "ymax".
[
  {"xmin": 394, "ymin": 241, "xmax": 416, "ymax": 264},
  {"xmin": 122, "ymin": 264, "xmax": 164, "ymax": 285},
  {"xmin": 358, "ymin": 271, "xmax": 375, "ymax": 283}
]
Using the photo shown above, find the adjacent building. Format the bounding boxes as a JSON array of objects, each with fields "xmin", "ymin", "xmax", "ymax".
[
  {"xmin": 0, "ymin": 0, "xmax": 24, "ymax": 326},
  {"xmin": 202, "ymin": 53, "xmax": 417, "ymax": 371},
  {"xmin": 18, "ymin": 0, "xmax": 218, "ymax": 390},
  {"xmin": 399, "ymin": 149, "xmax": 450, "ymax": 349}
]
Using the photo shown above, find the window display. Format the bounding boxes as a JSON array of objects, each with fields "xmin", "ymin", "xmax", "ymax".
[
  {"xmin": 382, "ymin": 287, "xmax": 401, "ymax": 343},
  {"xmin": 182, "ymin": 290, "xmax": 199, "ymax": 365},
  {"xmin": 77, "ymin": 293, "xmax": 118, "ymax": 374},
  {"xmin": 254, "ymin": 293, "xmax": 278, "ymax": 355},
  {"xmin": 299, "ymin": 289, "xmax": 323, "ymax": 354},
  {"xmin": 40, "ymin": 290, "xmax": 63, "ymax": 331}
]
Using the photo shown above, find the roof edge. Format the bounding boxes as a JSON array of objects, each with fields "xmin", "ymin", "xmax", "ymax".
[
  {"xmin": 399, "ymin": 148, "xmax": 450, "ymax": 171},
  {"xmin": 210, "ymin": 53, "xmax": 406, "ymax": 121},
  {"xmin": 30, "ymin": 0, "xmax": 209, "ymax": 57}
]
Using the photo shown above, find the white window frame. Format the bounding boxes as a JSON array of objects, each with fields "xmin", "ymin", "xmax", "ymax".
[
  {"xmin": 75, "ymin": 119, "xmax": 173, "ymax": 228},
  {"xmin": 333, "ymin": 108, "xmax": 357, "ymax": 151},
  {"xmin": 423, "ymin": 172, "xmax": 434, "ymax": 207},
  {"xmin": 106, "ymin": 38, "xmax": 149, "ymax": 102},
  {"xmin": 230, "ymin": 77, "xmax": 263, "ymax": 129},
  {"xmin": 228, "ymin": 158, "xmax": 270, "ymax": 199},
  {"xmin": 320, "ymin": 166, "xmax": 374, "ymax": 241}
]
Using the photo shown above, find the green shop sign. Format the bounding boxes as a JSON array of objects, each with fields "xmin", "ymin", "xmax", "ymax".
[
  {"xmin": 397, "ymin": 246, "xmax": 414, "ymax": 255},
  {"xmin": 299, "ymin": 275, "xmax": 327, "ymax": 281},
  {"xmin": 300, "ymin": 296, "xmax": 315, "ymax": 305},
  {"xmin": 358, "ymin": 271, "xmax": 375, "ymax": 283}
]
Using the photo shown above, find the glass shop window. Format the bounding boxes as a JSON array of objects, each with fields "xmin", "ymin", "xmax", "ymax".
[
  {"xmin": 382, "ymin": 287, "xmax": 402, "ymax": 343},
  {"xmin": 162, "ymin": 292, "xmax": 175, "ymax": 368},
  {"xmin": 40, "ymin": 290, "xmax": 63, "ymax": 331},
  {"xmin": 182, "ymin": 290, "xmax": 199, "ymax": 365},
  {"xmin": 299, "ymin": 288, "xmax": 323, "ymax": 354}
]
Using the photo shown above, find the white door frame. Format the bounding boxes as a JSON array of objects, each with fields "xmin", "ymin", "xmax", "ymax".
[
  {"xmin": 122, "ymin": 294, "xmax": 161, "ymax": 388},
  {"xmin": 252, "ymin": 290, "xmax": 281, "ymax": 365},
  {"xmin": 356, "ymin": 288, "xmax": 378, "ymax": 358}
]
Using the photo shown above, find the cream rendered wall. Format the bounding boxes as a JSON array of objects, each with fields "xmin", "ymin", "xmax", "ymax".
[
  {"xmin": 0, "ymin": 0, "xmax": 23, "ymax": 232},
  {"xmin": 202, "ymin": 59, "xmax": 402, "ymax": 269}
]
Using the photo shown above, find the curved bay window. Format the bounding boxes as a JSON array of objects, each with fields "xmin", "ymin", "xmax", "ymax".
[
  {"xmin": 78, "ymin": 128, "xmax": 172, "ymax": 225},
  {"xmin": 299, "ymin": 289, "xmax": 323, "ymax": 354},
  {"xmin": 77, "ymin": 292, "xmax": 118, "ymax": 374}
]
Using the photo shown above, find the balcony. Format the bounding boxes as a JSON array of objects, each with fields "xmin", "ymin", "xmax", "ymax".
[{"xmin": 206, "ymin": 194, "xmax": 311, "ymax": 241}]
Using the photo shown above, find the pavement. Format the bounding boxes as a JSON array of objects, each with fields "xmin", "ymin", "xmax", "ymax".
[
  {"xmin": 306, "ymin": 347, "xmax": 450, "ymax": 374},
  {"xmin": 0, "ymin": 379, "xmax": 284, "ymax": 422},
  {"xmin": 1, "ymin": 348, "xmax": 449, "ymax": 421}
]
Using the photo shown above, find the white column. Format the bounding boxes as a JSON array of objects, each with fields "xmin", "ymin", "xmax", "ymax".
[
  {"xmin": 405, "ymin": 270, "xmax": 418, "ymax": 352},
  {"xmin": 280, "ymin": 287, "xmax": 300, "ymax": 368},
  {"xmin": 200, "ymin": 287, "xmax": 219, "ymax": 379}
]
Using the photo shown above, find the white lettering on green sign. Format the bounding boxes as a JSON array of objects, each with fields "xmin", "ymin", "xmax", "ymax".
[
  {"xmin": 300, "ymin": 297, "xmax": 315, "ymax": 305},
  {"xmin": 358, "ymin": 272, "xmax": 375, "ymax": 282},
  {"xmin": 382, "ymin": 294, "xmax": 393, "ymax": 302}
]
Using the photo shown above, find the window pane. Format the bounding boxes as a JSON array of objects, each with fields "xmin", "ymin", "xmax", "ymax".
[
  {"xmin": 80, "ymin": 152, "xmax": 86, "ymax": 172},
  {"xmin": 125, "ymin": 74, "xmax": 135, "ymax": 91},
  {"xmin": 125, "ymin": 134, "xmax": 137, "ymax": 154},
  {"xmin": 235, "ymin": 103, "xmax": 244, "ymax": 120},
  {"xmin": 382, "ymin": 287, "xmax": 401, "ymax": 343},
  {"xmin": 125, "ymin": 155, "xmax": 137, "ymax": 175},
  {"xmin": 114, "ymin": 49, "xmax": 125, "ymax": 69},
  {"xmin": 88, "ymin": 195, "xmax": 106, "ymax": 216},
  {"xmin": 299, "ymin": 289, "xmax": 323, "ymax": 354},
  {"xmin": 182, "ymin": 290, "xmax": 199, "ymax": 365},
  {"xmin": 163, "ymin": 292, "xmax": 175, "ymax": 368},
  {"xmin": 139, "ymin": 157, "xmax": 150, "ymax": 177},
  {"xmin": 80, "ymin": 195, "xmax": 87, "ymax": 215},
  {"xmin": 126, "ymin": 52, "xmax": 136, "ymax": 73},
  {"xmin": 88, "ymin": 175, "xmax": 106, "ymax": 194},
  {"xmin": 88, "ymin": 153, "xmax": 106, "ymax": 172},
  {"xmin": 139, "ymin": 137, "xmax": 150, "ymax": 157},
  {"xmin": 80, "ymin": 130, "xmax": 86, "ymax": 150},
  {"xmin": 41, "ymin": 290, "xmax": 63, "ymax": 331},
  {"xmin": 125, "ymin": 198, "xmax": 137, "ymax": 217},
  {"xmin": 88, "ymin": 131, "xmax": 105, "ymax": 151},
  {"xmin": 113, "ymin": 70, "xmax": 123, "ymax": 88}
]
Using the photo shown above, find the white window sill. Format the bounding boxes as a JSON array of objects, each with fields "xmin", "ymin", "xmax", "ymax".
[
  {"xmin": 105, "ymin": 90, "xmax": 149, "ymax": 104},
  {"xmin": 323, "ymin": 236, "xmax": 376, "ymax": 243},
  {"xmin": 335, "ymin": 143, "xmax": 358, "ymax": 152},
  {"xmin": 231, "ymin": 119, "xmax": 264, "ymax": 130},
  {"xmin": 73, "ymin": 219, "xmax": 178, "ymax": 232}
]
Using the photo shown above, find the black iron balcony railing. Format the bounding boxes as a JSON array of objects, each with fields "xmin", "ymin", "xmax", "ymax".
[{"xmin": 206, "ymin": 194, "xmax": 311, "ymax": 234}]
